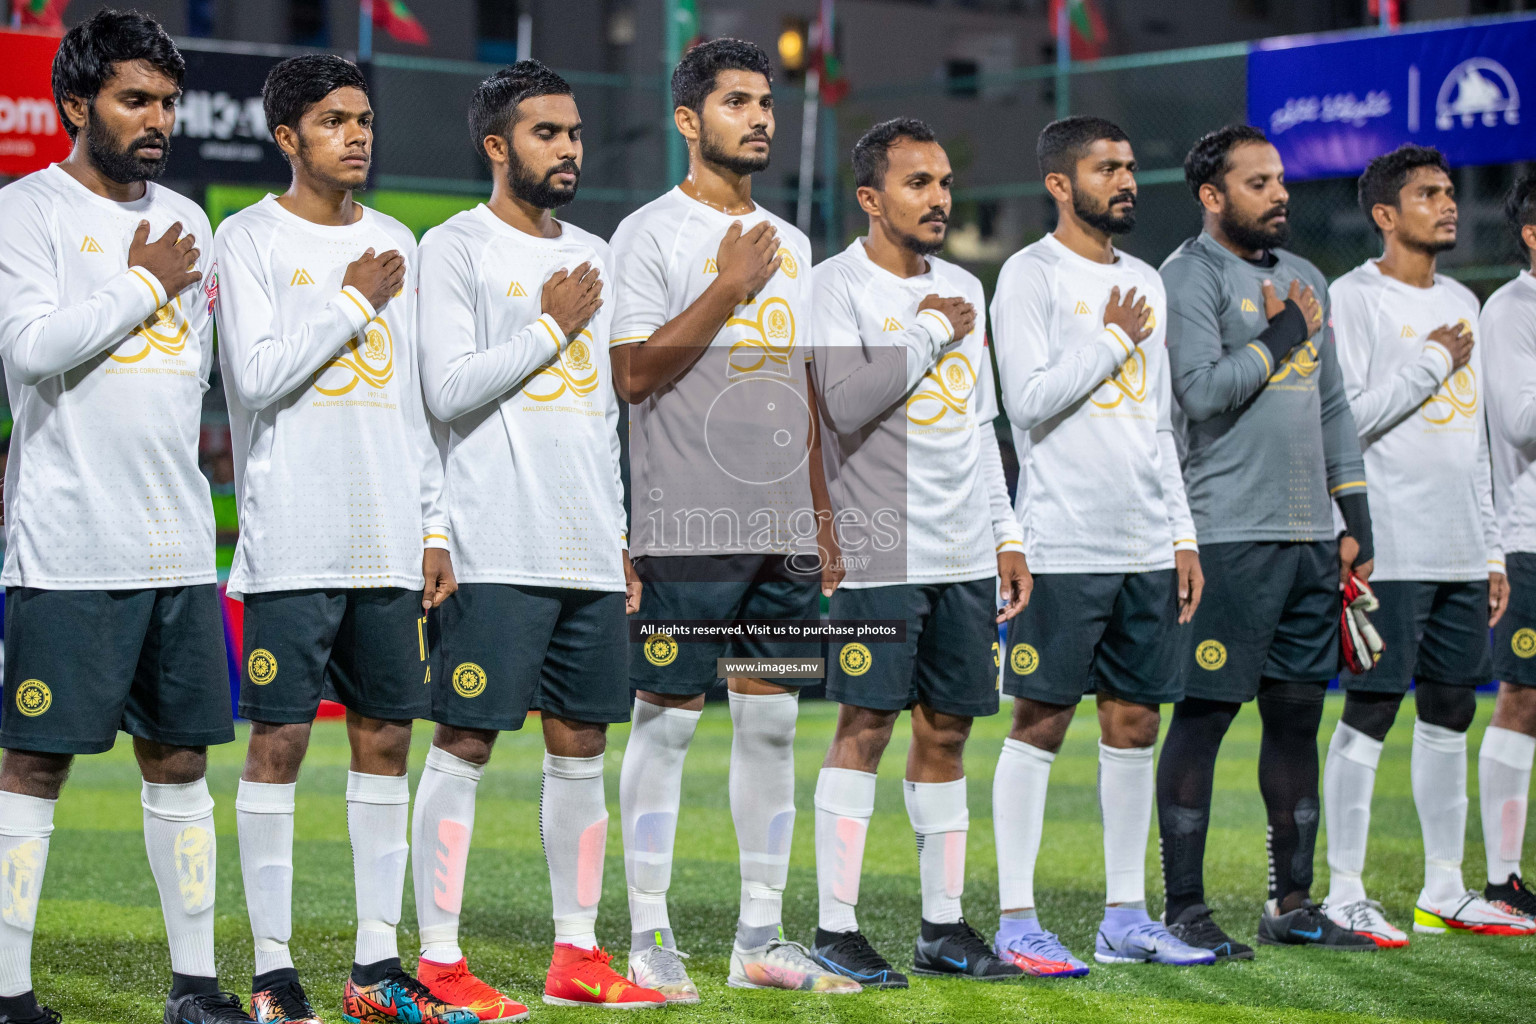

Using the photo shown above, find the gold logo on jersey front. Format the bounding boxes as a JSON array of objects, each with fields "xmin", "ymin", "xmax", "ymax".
[
  {"xmin": 315, "ymin": 316, "xmax": 395, "ymax": 395},
  {"xmin": 507, "ymin": 280, "xmax": 528, "ymax": 297},
  {"xmin": 839, "ymin": 643, "xmax": 873, "ymax": 677},
  {"xmin": 1196, "ymin": 640, "xmax": 1227, "ymax": 671},
  {"xmin": 247, "ymin": 648, "xmax": 277, "ymax": 686},
  {"xmin": 1010, "ymin": 644, "xmax": 1039, "ymax": 676},
  {"xmin": 1268, "ymin": 341, "xmax": 1318, "ymax": 383},
  {"xmin": 1512, "ymin": 628, "xmax": 1536, "ymax": 659},
  {"xmin": 644, "ymin": 633, "xmax": 679, "ymax": 667},
  {"xmin": 703, "ymin": 257, "xmax": 718, "ymax": 274},
  {"xmin": 1091, "ymin": 348, "xmax": 1148, "ymax": 409},
  {"xmin": 777, "ymin": 248, "xmax": 799, "ymax": 279},
  {"xmin": 526, "ymin": 329, "xmax": 600, "ymax": 402},
  {"xmin": 14, "ymin": 680, "xmax": 50, "ymax": 717},
  {"xmin": 1422, "ymin": 364, "xmax": 1478, "ymax": 424},
  {"xmin": 452, "ymin": 663, "xmax": 487, "ymax": 698},
  {"xmin": 727, "ymin": 296, "xmax": 797, "ymax": 377},
  {"xmin": 1241, "ymin": 298, "xmax": 1259, "ymax": 313},
  {"xmin": 1400, "ymin": 325, "xmax": 1418, "ymax": 338},
  {"xmin": 907, "ymin": 352, "xmax": 976, "ymax": 425},
  {"xmin": 112, "ymin": 295, "xmax": 189, "ymax": 363},
  {"xmin": 883, "ymin": 317, "xmax": 903, "ymax": 332},
  {"xmin": 80, "ymin": 236, "xmax": 104, "ymax": 253},
  {"xmin": 290, "ymin": 268, "xmax": 314, "ymax": 286}
]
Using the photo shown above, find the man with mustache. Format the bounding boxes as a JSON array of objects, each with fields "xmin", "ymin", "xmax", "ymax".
[
  {"xmin": 1156, "ymin": 124, "xmax": 1377, "ymax": 956},
  {"xmin": 1479, "ymin": 172, "xmax": 1536, "ymax": 925},
  {"xmin": 987, "ymin": 117, "xmax": 1212, "ymax": 973},
  {"xmin": 805, "ymin": 118, "xmax": 1029, "ymax": 987},
  {"xmin": 409, "ymin": 60, "xmax": 665, "ymax": 1013},
  {"xmin": 0, "ymin": 11, "xmax": 255, "ymax": 1024},
  {"xmin": 213, "ymin": 54, "xmax": 470, "ymax": 1024},
  {"xmin": 609, "ymin": 39, "xmax": 855, "ymax": 998},
  {"xmin": 1321, "ymin": 144, "xmax": 1529, "ymax": 944}
]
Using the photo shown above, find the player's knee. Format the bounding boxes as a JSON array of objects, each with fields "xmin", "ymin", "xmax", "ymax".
[
  {"xmin": 135, "ymin": 739, "xmax": 207, "ymax": 786},
  {"xmin": 1491, "ymin": 681, "xmax": 1536, "ymax": 735},
  {"xmin": 1257, "ymin": 679, "xmax": 1326, "ymax": 732},
  {"xmin": 1340, "ymin": 690, "xmax": 1403, "ymax": 742},
  {"xmin": 1415, "ymin": 681, "xmax": 1476, "ymax": 734},
  {"xmin": 829, "ymin": 706, "xmax": 897, "ymax": 770},
  {"xmin": 1008, "ymin": 697, "xmax": 1072, "ymax": 754},
  {"xmin": 0, "ymin": 748, "xmax": 73, "ymax": 800},
  {"xmin": 1109, "ymin": 708, "xmax": 1161, "ymax": 750},
  {"xmin": 432, "ymin": 723, "xmax": 497, "ymax": 765},
  {"xmin": 243, "ymin": 720, "xmax": 312, "ymax": 780}
]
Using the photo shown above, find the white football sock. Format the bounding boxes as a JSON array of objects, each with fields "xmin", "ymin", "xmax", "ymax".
[
  {"xmin": 728, "ymin": 691, "xmax": 798, "ymax": 945},
  {"xmin": 235, "ymin": 780, "xmax": 296, "ymax": 975},
  {"xmin": 993, "ymin": 738, "xmax": 1054, "ymax": 912},
  {"xmin": 542, "ymin": 753, "xmax": 608, "ymax": 951},
  {"xmin": 1099, "ymin": 743, "xmax": 1154, "ymax": 906},
  {"xmin": 411, "ymin": 746, "xmax": 484, "ymax": 965},
  {"xmin": 904, "ymin": 778, "xmax": 968, "ymax": 924},
  {"xmin": 1412, "ymin": 719, "xmax": 1469, "ymax": 904},
  {"xmin": 0, "ymin": 792, "xmax": 54, "ymax": 997},
  {"xmin": 347, "ymin": 771, "xmax": 409, "ymax": 966},
  {"xmin": 1479, "ymin": 725, "xmax": 1535, "ymax": 884},
  {"xmin": 619, "ymin": 700, "xmax": 700, "ymax": 948},
  {"xmin": 1323, "ymin": 721, "xmax": 1383, "ymax": 906},
  {"xmin": 142, "ymin": 780, "xmax": 217, "ymax": 979},
  {"xmin": 814, "ymin": 768, "xmax": 876, "ymax": 934}
]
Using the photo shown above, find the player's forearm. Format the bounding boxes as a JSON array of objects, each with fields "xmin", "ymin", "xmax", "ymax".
[
  {"xmin": 978, "ymin": 422, "xmax": 1024, "ymax": 551},
  {"xmin": 612, "ymin": 279, "xmax": 744, "ymax": 403},
  {"xmin": 1157, "ymin": 429, "xmax": 1198, "ymax": 550},
  {"xmin": 227, "ymin": 287, "xmax": 374, "ymax": 410},
  {"xmin": 2, "ymin": 268, "xmax": 166, "ymax": 386},
  {"xmin": 1002, "ymin": 326, "xmax": 1128, "ymax": 430},
  {"xmin": 1347, "ymin": 342, "xmax": 1454, "ymax": 441},
  {"xmin": 819, "ymin": 321, "xmax": 948, "ymax": 434},
  {"xmin": 423, "ymin": 315, "xmax": 561, "ymax": 422},
  {"xmin": 1170, "ymin": 343, "xmax": 1272, "ymax": 423}
]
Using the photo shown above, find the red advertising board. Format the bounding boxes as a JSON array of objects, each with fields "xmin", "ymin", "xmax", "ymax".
[{"xmin": 0, "ymin": 30, "xmax": 70, "ymax": 177}]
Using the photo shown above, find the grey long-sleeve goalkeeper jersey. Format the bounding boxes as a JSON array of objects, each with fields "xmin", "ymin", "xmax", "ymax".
[{"xmin": 1160, "ymin": 230, "xmax": 1368, "ymax": 545}]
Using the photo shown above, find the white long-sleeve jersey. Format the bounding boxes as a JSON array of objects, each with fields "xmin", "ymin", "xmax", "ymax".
[
  {"xmin": 991, "ymin": 234, "xmax": 1196, "ymax": 574},
  {"xmin": 0, "ymin": 165, "xmax": 216, "ymax": 588},
  {"xmin": 1331, "ymin": 260, "xmax": 1500, "ymax": 580},
  {"xmin": 810, "ymin": 240, "xmax": 1021, "ymax": 587},
  {"xmin": 1483, "ymin": 270, "xmax": 1536, "ymax": 557},
  {"xmin": 213, "ymin": 196, "xmax": 446, "ymax": 597},
  {"xmin": 416, "ymin": 205, "xmax": 627, "ymax": 591}
]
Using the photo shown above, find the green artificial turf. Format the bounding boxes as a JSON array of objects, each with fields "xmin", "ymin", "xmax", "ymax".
[{"xmin": 27, "ymin": 695, "xmax": 1534, "ymax": 1023}]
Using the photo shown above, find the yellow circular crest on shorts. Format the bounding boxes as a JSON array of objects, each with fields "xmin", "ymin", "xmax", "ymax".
[
  {"xmin": 1512, "ymin": 628, "xmax": 1536, "ymax": 660},
  {"xmin": 247, "ymin": 648, "xmax": 278, "ymax": 686},
  {"xmin": 1010, "ymin": 644, "xmax": 1039, "ymax": 676},
  {"xmin": 1196, "ymin": 640, "xmax": 1228, "ymax": 671},
  {"xmin": 452, "ymin": 662, "xmax": 487, "ymax": 698},
  {"xmin": 15, "ymin": 679, "xmax": 50, "ymax": 717},
  {"xmin": 839, "ymin": 642, "xmax": 873, "ymax": 676},
  {"xmin": 644, "ymin": 633, "xmax": 678, "ymax": 667}
]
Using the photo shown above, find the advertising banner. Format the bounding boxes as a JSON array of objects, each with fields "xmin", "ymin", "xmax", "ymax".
[
  {"xmin": 1248, "ymin": 18, "xmax": 1535, "ymax": 180},
  {"xmin": 0, "ymin": 30, "xmax": 70, "ymax": 177},
  {"xmin": 169, "ymin": 47, "xmax": 290, "ymax": 184}
]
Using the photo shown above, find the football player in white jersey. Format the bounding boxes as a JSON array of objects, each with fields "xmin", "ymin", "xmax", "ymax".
[
  {"xmin": 213, "ymin": 56, "xmax": 472, "ymax": 1024},
  {"xmin": 1481, "ymin": 172, "xmax": 1536, "ymax": 924},
  {"xmin": 0, "ymin": 12, "xmax": 254, "ymax": 1024},
  {"xmin": 1322, "ymin": 145, "xmax": 1530, "ymax": 944},
  {"xmin": 608, "ymin": 39, "xmax": 856, "ymax": 997},
  {"xmin": 805, "ymin": 118, "xmax": 1029, "ymax": 988},
  {"xmin": 408, "ymin": 61, "xmax": 665, "ymax": 1014},
  {"xmin": 988, "ymin": 117, "xmax": 1214, "ymax": 972}
]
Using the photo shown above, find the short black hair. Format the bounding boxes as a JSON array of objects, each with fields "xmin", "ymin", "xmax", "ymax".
[
  {"xmin": 262, "ymin": 54, "xmax": 368, "ymax": 136},
  {"xmin": 1357, "ymin": 144, "xmax": 1451, "ymax": 236},
  {"xmin": 52, "ymin": 9, "xmax": 184, "ymax": 141},
  {"xmin": 671, "ymin": 38, "xmax": 772, "ymax": 114},
  {"xmin": 468, "ymin": 60, "xmax": 573, "ymax": 164},
  {"xmin": 853, "ymin": 118, "xmax": 938, "ymax": 190},
  {"xmin": 1184, "ymin": 123, "xmax": 1270, "ymax": 200},
  {"xmin": 1507, "ymin": 173, "xmax": 1536, "ymax": 259},
  {"xmin": 1036, "ymin": 116, "xmax": 1129, "ymax": 179}
]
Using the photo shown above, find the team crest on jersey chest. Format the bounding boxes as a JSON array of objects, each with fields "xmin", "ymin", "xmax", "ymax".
[{"xmin": 316, "ymin": 315, "xmax": 395, "ymax": 395}]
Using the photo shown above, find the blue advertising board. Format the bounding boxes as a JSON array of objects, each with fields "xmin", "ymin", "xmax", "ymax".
[{"xmin": 1248, "ymin": 18, "xmax": 1534, "ymax": 180}]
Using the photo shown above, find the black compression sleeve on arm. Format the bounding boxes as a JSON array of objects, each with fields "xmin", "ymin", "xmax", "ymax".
[
  {"xmin": 1257, "ymin": 299, "xmax": 1309, "ymax": 366},
  {"xmin": 1337, "ymin": 492, "xmax": 1374, "ymax": 566}
]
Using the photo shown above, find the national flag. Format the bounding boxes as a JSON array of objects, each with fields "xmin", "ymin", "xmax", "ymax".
[
  {"xmin": 811, "ymin": 0, "xmax": 848, "ymax": 106},
  {"xmin": 372, "ymin": 0, "xmax": 429, "ymax": 46},
  {"xmin": 1049, "ymin": 0, "xmax": 1108, "ymax": 61},
  {"xmin": 12, "ymin": 0, "xmax": 67, "ymax": 30}
]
